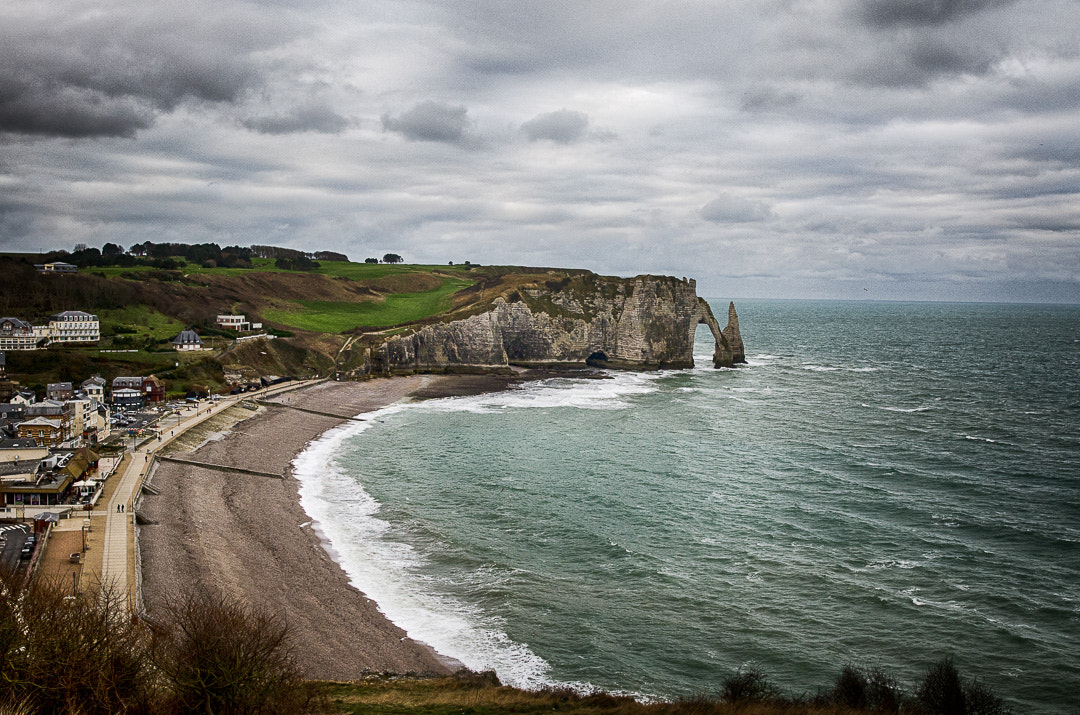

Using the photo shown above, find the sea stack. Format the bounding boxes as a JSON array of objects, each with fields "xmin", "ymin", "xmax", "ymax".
[{"xmin": 723, "ymin": 302, "xmax": 746, "ymax": 365}]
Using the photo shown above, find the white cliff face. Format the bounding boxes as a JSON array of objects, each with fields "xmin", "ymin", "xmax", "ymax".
[{"xmin": 360, "ymin": 274, "xmax": 744, "ymax": 376}]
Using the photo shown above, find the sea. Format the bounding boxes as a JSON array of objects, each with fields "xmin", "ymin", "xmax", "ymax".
[{"xmin": 293, "ymin": 300, "xmax": 1079, "ymax": 712}]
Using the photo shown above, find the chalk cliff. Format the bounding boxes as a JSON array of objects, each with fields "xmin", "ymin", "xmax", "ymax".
[{"xmin": 353, "ymin": 273, "xmax": 745, "ymax": 376}]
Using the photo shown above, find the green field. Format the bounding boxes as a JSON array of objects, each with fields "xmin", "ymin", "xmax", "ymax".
[
  {"xmin": 97, "ymin": 306, "xmax": 186, "ymax": 338},
  {"xmin": 262, "ymin": 275, "xmax": 473, "ymax": 332},
  {"xmin": 83, "ymin": 259, "xmax": 481, "ymax": 333}
]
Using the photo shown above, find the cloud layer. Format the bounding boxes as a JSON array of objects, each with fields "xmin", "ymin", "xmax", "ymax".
[{"xmin": 1, "ymin": 0, "xmax": 1078, "ymax": 302}]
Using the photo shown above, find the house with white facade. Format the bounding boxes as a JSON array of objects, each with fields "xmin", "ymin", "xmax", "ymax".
[
  {"xmin": 48, "ymin": 311, "xmax": 100, "ymax": 343},
  {"xmin": 216, "ymin": 315, "xmax": 251, "ymax": 331},
  {"xmin": 172, "ymin": 329, "xmax": 206, "ymax": 351},
  {"xmin": 80, "ymin": 376, "xmax": 106, "ymax": 402},
  {"xmin": 0, "ymin": 311, "xmax": 99, "ymax": 349},
  {"xmin": 0, "ymin": 318, "xmax": 42, "ymax": 351},
  {"xmin": 111, "ymin": 388, "xmax": 144, "ymax": 411},
  {"xmin": 66, "ymin": 393, "xmax": 109, "ymax": 445}
]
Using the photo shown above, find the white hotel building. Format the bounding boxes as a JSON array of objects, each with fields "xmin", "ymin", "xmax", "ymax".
[
  {"xmin": 48, "ymin": 311, "xmax": 100, "ymax": 343},
  {"xmin": 0, "ymin": 311, "xmax": 99, "ymax": 350},
  {"xmin": 216, "ymin": 314, "xmax": 262, "ymax": 332}
]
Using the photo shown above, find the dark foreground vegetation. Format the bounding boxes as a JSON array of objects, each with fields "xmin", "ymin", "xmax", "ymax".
[
  {"xmin": 0, "ymin": 573, "xmax": 314, "ymax": 715},
  {"xmin": 0, "ymin": 574, "xmax": 1011, "ymax": 715}
]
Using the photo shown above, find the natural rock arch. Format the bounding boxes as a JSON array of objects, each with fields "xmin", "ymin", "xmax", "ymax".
[{"xmin": 695, "ymin": 299, "xmax": 745, "ymax": 368}]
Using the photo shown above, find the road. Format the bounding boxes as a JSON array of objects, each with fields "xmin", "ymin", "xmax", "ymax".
[{"xmin": 0, "ymin": 523, "xmax": 31, "ymax": 574}]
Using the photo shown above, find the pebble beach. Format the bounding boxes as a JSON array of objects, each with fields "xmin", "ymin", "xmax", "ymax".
[{"xmin": 137, "ymin": 375, "xmax": 519, "ymax": 681}]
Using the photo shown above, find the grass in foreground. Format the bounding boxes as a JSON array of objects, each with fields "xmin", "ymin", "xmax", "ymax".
[{"xmin": 319, "ymin": 661, "xmax": 1011, "ymax": 715}]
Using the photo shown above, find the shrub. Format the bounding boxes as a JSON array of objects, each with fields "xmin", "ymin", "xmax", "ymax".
[
  {"xmin": 149, "ymin": 588, "xmax": 312, "ymax": 715},
  {"xmin": 825, "ymin": 664, "xmax": 902, "ymax": 712},
  {"xmin": 0, "ymin": 574, "xmax": 154, "ymax": 714},
  {"xmin": 918, "ymin": 658, "xmax": 966, "ymax": 713},
  {"xmin": 720, "ymin": 666, "xmax": 776, "ymax": 704},
  {"xmin": 964, "ymin": 678, "xmax": 1011, "ymax": 715},
  {"xmin": 832, "ymin": 664, "xmax": 867, "ymax": 708},
  {"xmin": 916, "ymin": 657, "xmax": 1011, "ymax": 715}
]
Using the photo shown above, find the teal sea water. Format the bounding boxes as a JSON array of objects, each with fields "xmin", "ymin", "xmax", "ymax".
[{"xmin": 294, "ymin": 300, "xmax": 1079, "ymax": 712}]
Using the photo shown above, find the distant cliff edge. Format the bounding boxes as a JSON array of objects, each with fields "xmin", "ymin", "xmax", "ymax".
[{"xmin": 345, "ymin": 273, "xmax": 745, "ymax": 377}]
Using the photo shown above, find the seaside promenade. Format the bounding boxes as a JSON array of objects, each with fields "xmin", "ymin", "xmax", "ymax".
[{"xmin": 91, "ymin": 380, "xmax": 319, "ymax": 610}]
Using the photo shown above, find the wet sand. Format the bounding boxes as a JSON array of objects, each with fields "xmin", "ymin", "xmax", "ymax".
[{"xmin": 137, "ymin": 375, "xmax": 520, "ymax": 681}]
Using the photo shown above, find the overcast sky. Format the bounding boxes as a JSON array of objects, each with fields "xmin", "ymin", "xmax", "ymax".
[{"xmin": 2, "ymin": 0, "xmax": 1079, "ymax": 302}]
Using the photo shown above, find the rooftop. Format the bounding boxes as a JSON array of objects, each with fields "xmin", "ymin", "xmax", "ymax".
[
  {"xmin": 172, "ymin": 329, "xmax": 203, "ymax": 345},
  {"xmin": 0, "ymin": 438, "xmax": 41, "ymax": 450}
]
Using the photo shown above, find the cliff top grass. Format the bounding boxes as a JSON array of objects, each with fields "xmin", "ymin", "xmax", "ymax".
[{"xmin": 262, "ymin": 274, "xmax": 474, "ymax": 332}]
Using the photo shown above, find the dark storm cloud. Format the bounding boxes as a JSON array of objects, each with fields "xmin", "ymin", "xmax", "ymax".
[
  {"xmin": 381, "ymin": 101, "xmax": 472, "ymax": 144},
  {"xmin": 520, "ymin": 110, "xmax": 590, "ymax": 143},
  {"xmin": 860, "ymin": 0, "xmax": 1017, "ymax": 27},
  {"xmin": 0, "ymin": 83, "xmax": 152, "ymax": 138},
  {"xmin": 847, "ymin": 36, "xmax": 998, "ymax": 86},
  {"xmin": 0, "ymin": 1, "xmax": 295, "ymax": 138}
]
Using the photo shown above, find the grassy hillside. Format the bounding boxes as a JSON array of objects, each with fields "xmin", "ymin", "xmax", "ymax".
[
  {"xmin": 261, "ymin": 273, "xmax": 473, "ymax": 331},
  {"xmin": 0, "ymin": 254, "xmax": 580, "ymax": 394}
]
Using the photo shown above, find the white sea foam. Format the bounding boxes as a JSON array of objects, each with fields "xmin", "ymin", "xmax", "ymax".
[
  {"xmin": 293, "ymin": 412, "xmax": 556, "ymax": 691},
  {"xmin": 861, "ymin": 404, "xmax": 934, "ymax": 413},
  {"xmin": 799, "ymin": 363, "xmax": 880, "ymax": 373},
  {"xmin": 862, "ymin": 558, "xmax": 923, "ymax": 572},
  {"xmin": 743, "ymin": 354, "xmax": 780, "ymax": 367},
  {"xmin": 411, "ymin": 372, "xmax": 659, "ymax": 415},
  {"xmin": 964, "ymin": 435, "xmax": 997, "ymax": 443}
]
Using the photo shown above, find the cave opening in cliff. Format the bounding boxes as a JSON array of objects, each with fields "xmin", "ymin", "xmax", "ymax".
[{"xmin": 586, "ymin": 351, "xmax": 609, "ymax": 367}]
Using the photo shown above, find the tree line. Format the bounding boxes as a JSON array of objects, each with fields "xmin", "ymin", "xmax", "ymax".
[{"xmin": 40, "ymin": 242, "xmax": 354, "ymax": 271}]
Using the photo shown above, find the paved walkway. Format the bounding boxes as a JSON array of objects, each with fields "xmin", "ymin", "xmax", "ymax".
[{"xmin": 97, "ymin": 381, "xmax": 319, "ymax": 610}]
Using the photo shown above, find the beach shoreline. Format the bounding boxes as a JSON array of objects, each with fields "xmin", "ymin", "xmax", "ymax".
[{"xmin": 137, "ymin": 373, "xmax": 528, "ymax": 681}]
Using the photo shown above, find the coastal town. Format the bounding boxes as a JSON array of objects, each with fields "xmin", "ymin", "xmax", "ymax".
[{"xmin": 0, "ymin": 304, "xmax": 293, "ymax": 607}]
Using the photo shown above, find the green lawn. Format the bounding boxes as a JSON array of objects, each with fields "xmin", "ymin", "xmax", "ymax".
[
  {"xmin": 262, "ymin": 276, "xmax": 473, "ymax": 332},
  {"xmin": 97, "ymin": 306, "xmax": 186, "ymax": 340},
  {"xmin": 85, "ymin": 258, "xmax": 480, "ymax": 333}
]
